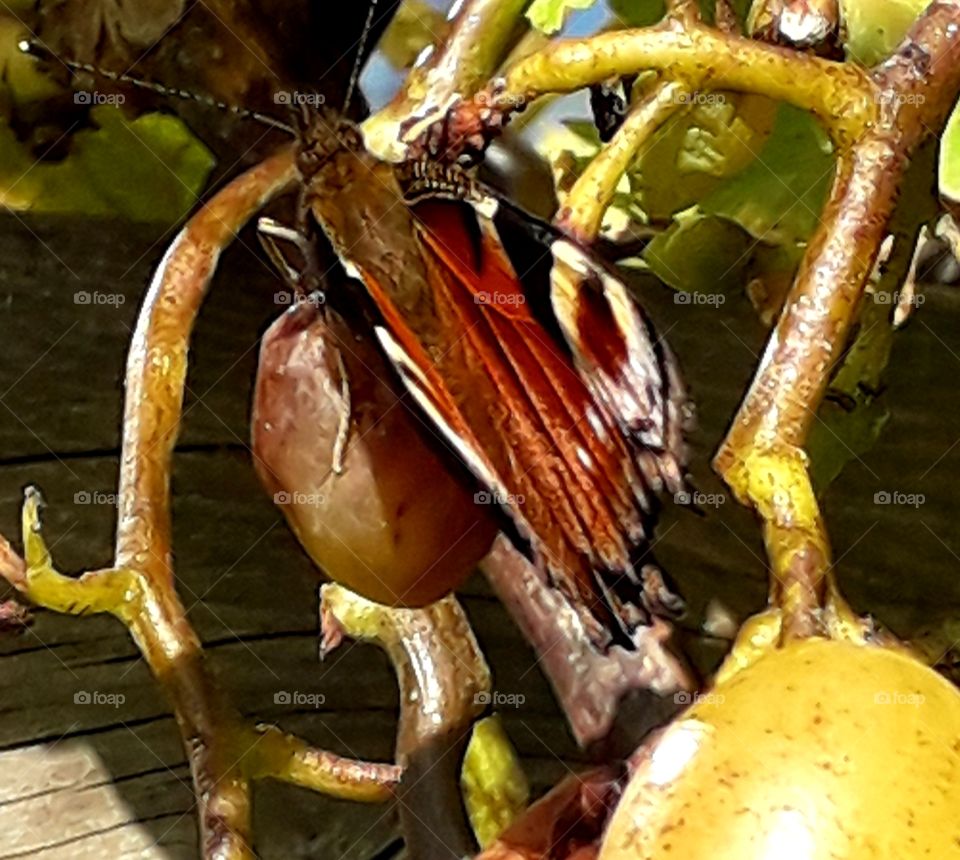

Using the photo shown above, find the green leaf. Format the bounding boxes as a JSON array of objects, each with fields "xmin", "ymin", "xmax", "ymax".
[
  {"xmin": 561, "ymin": 118, "xmax": 602, "ymax": 147},
  {"xmin": 630, "ymin": 92, "xmax": 778, "ymax": 222},
  {"xmin": 940, "ymin": 98, "xmax": 960, "ymax": 207},
  {"xmin": 808, "ymin": 289, "xmax": 895, "ymax": 493},
  {"xmin": 808, "ymin": 397, "xmax": 890, "ymax": 491},
  {"xmin": 607, "ymin": 0, "xmax": 666, "ymax": 26},
  {"xmin": 527, "ymin": 0, "xmax": 598, "ymax": 33},
  {"xmin": 643, "ymin": 209, "xmax": 753, "ymax": 294},
  {"xmin": 71, "ymin": 107, "xmax": 215, "ymax": 222},
  {"xmin": 0, "ymin": 106, "xmax": 215, "ymax": 223},
  {"xmin": 700, "ymin": 103, "xmax": 834, "ymax": 245},
  {"xmin": 840, "ymin": 0, "xmax": 931, "ymax": 65}
]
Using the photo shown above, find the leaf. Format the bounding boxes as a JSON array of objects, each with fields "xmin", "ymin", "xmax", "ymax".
[
  {"xmin": 939, "ymin": 98, "xmax": 960, "ymax": 209},
  {"xmin": 643, "ymin": 209, "xmax": 753, "ymax": 294},
  {"xmin": 808, "ymin": 398, "xmax": 890, "ymax": 491},
  {"xmin": 840, "ymin": 0, "xmax": 931, "ymax": 65},
  {"xmin": 630, "ymin": 92, "xmax": 778, "ymax": 222},
  {"xmin": 379, "ymin": 0, "xmax": 447, "ymax": 69},
  {"xmin": 71, "ymin": 107, "xmax": 215, "ymax": 222},
  {"xmin": 562, "ymin": 118, "xmax": 603, "ymax": 146},
  {"xmin": 0, "ymin": 106, "xmax": 215, "ymax": 223},
  {"xmin": 527, "ymin": 0, "xmax": 598, "ymax": 33},
  {"xmin": 700, "ymin": 103, "xmax": 834, "ymax": 245},
  {"xmin": 607, "ymin": 0, "xmax": 666, "ymax": 26}
]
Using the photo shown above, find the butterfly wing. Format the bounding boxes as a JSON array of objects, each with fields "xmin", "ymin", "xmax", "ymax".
[
  {"xmin": 359, "ymin": 195, "xmax": 688, "ymax": 647},
  {"xmin": 303, "ymin": 146, "xmax": 688, "ymax": 649},
  {"xmin": 548, "ymin": 237, "xmax": 691, "ymax": 496}
]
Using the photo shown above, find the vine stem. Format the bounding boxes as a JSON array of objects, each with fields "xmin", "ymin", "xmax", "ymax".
[
  {"xmin": 493, "ymin": 19, "xmax": 876, "ymax": 146},
  {"xmin": 363, "ymin": 0, "xmax": 531, "ymax": 161},
  {"xmin": 321, "ymin": 584, "xmax": 528, "ymax": 855},
  {"xmin": 0, "ymin": 148, "xmax": 403, "ymax": 860},
  {"xmin": 556, "ymin": 0, "xmax": 700, "ymax": 243},
  {"xmin": 714, "ymin": 0, "xmax": 960, "ymax": 638},
  {"xmin": 556, "ymin": 79, "xmax": 689, "ymax": 243}
]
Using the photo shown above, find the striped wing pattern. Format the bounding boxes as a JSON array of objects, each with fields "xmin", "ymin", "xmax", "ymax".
[{"xmin": 363, "ymin": 197, "xmax": 689, "ymax": 648}]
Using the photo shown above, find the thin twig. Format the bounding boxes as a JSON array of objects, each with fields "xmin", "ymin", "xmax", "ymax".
[
  {"xmin": 556, "ymin": 78, "xmax": 689, "ymax": 243},
  {"xmin": 364, "ymin": 0, "xmax": 531, "ymax": 160}
]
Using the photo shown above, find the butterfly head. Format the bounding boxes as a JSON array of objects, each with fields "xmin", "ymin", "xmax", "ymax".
[{"xmin": 295, "ymin": 106, "xmax": 365, "ymax": 180}]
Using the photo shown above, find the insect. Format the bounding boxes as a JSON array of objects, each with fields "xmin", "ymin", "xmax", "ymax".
[
  {"xmin": 283, "ymin": 108, "xmax": 692, "ymax": 650},
  {"xmin": 27, "ymin": 15, "xmax": 692, "ymax": 652}
]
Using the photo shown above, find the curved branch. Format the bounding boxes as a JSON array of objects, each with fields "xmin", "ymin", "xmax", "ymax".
[
  {"xmin": 364, "ymin": 0, "xmax": 531, "ymax": 161},
  {"xmin": 321, "ymin": 583, "xmax": 506, "ymax": 856},
  {"xmin": 496, "ymin": 20, "xmax": 876, "ymax": 144},
  {"xmin": 0, "ymin": 148, "xmax": 403, "ymax": 858},
  {"xmin": 116, "ymin": 147, "xmax": 299, "ymax": 586},
  {"xmin": 556, "ymin": 78, "xmax": 690, "ymax": 243}
]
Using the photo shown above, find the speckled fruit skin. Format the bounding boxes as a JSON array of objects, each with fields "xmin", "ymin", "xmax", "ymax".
[
  {"xmin": 600, "ymin": 638, "xmax": 960, "ymax": 859},
  {"xmin": 252, "ymin": 303, "xmax": 497, "ymax": 606}
]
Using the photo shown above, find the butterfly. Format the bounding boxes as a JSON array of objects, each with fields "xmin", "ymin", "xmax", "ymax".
[
  {"xmin": 290, "ymin": 111, "xmax": 692, "ymax": 650},
  {"xmin": 24, "ymin": 15, "xmax": 692, "ymax": 652}
]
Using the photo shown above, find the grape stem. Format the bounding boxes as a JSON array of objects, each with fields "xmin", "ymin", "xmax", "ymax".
[
  {"xmin": 0, "ymin": 148, "xmax": 402, "ymax": 860},
  {"xmin": 715, "ymin": 1, "xmax": 960, "ymax": 639}
]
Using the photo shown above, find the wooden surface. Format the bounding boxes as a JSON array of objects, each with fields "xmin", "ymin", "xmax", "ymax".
[{"xmin": 0, "ymin": 210, "xmax": 958, "ymax": 858}]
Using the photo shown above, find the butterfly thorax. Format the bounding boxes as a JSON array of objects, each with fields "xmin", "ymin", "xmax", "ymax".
[{"xmin": 298, "ymin": 115, "xmax": 440, "ymax": 326}]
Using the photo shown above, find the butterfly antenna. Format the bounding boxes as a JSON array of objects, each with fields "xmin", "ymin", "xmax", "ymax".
[
  {"xmin": 19, "ymin": 39, "xmax": 296, "ymax": 135},
  {"xmin": 342, "ymin": 0, "xmax": 380, "ymax": 116}
]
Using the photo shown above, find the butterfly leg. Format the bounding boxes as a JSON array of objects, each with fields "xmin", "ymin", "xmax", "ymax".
[{"xmin": 330, "ymin": 346, "xmax": 351, "ymax": 475}]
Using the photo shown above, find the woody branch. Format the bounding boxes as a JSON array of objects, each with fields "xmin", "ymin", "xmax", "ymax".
[
  {"xmin": 0, "ymin": 148, "xmax": 402, "ymax": 860},
  {"xmin": 714, "ymin": 1, "xmax": 960, "ymax": 638}
]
